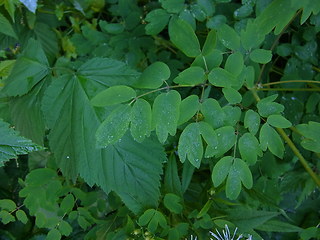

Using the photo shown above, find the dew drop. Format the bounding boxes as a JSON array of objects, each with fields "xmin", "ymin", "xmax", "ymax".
[{"xmin": 66, "ymin": 156, "xmax": 70, "ymax": 159}]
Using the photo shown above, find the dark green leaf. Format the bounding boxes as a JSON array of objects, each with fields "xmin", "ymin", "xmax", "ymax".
[
  {"xmin": 130, "ymin": 99, "xmax": 152, "ymax": 142},
  {"xmin": 212, "ymin": 156, "xmax": 233, "ymax": 187},
  {"xmin": 60, "ymin": 194, "xmax": 74, "ymax": 214},
  {"xmin": 296, "ymin": 121, "xmax": 320, "ymax": 153},
  {"xmin": 267, "ymin": 114, "xmax": 292, "ymax": 128},
  {"xmin": 178, "ymin": 95, "xmax": 200, "ymax": 125},
  {"xmin": 160, "ymin": 0, "xmax": 184, "ymax": 13},
  {"xmin": 250, "ymin": 49, "xmax": 272, "ymax": 64},
  {"xmin": 260, "ymin": 123, "xmax": 284, "ymax": 158},
  {"xmin": 46, "ymin": 229, "xmax": 61, "ymax": 240},
  {"xmin": 96, "ymin": 105, "xmax": 132, "ymax": 147},
  {"xmin": 0, "ymin": 199, "xmax": 16, "ymax": 211},
  {"xmin": 169, "ymin": 17, "xmax": 201, "ymax": 57},
  {"xmin": 256, "ymin": 220, "xmax": 302, "ymax": 232},
  {"xmin": 145, "ymin": 9, "xmax": 170, "ymax": 35},
  {"xmin": 16, "ymin": 210, "xmax": 28, "ymax": 224},
  {"xmin": 217, "ymin": 24, "xmax": 240, "ymax": 50},
  {"xmin": 164, "ymin": 193, "xmax": 183, "ymax": 214},
  {"xmin": 58, "ymin": 220, "xmax": 73, "ymax": 236},
  {"xmin": 0, "ymin": 13, "xmax": 17, "ymax": 39},
  {"xmin": 91, "ymin": 85, "xmax": 136, "ymax": 107},
  {"xmin": 152, "ymin": 90, "xmax": 181, "ymax": 143},
  {"xmin": 133, "ymin": 62, "xmax": 170, "ymax": 89},
  {"xmin": 238, "ymin": 133, "xmax": 262, "ymax": 165},
  {"xmin": 0, "ymin": 210, "xmax": 15, "ymax": 224},
  {"xmin": 164, "ymin": 154, "xmax": 182, "ymax": 196}
]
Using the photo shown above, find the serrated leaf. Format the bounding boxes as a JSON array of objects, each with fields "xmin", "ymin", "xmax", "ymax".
[
  {"xmin": 225, "ymin": 52, "xmax": 244, "ymax": 76},
  {"xmin": 217, "ymin": 24, "xmax": 240, "ymax": 50},
  {"xmin": 178, "ymin": 122, "xmax": 203, "ymax": 168},
  {"xmin": 96, "ymin": 105, "xmax": 132, "ymax": 147},
  {"xmin": 239, "ymin": 133, "xmax": 262, "ymax": 165},
  {"xmin": 153, "ymin": 90, "xmax": 181, "ymax": 143},
  {"xmin": 208, "ymin": 67, "xmax": 236, "ymax": 88},
  {"xmin": 260, "ymin": 123, "xmax": 284, "ymax": 158},
  {"xmin": 91, "ymin": 85, "xmax": 136, "ymax": 107},
  {"xmin": 46, "ymin": 229, "xmax": 61, "ymax": 240},
  {"xmin": 16, "ymin": 210, "xmax": 28, "ymax": 224},
  {"xmin": 134, "ymin": 61, "xmax": 170, "ymax": 89},
  {"xmin": 178, "ymin": 95, "xmax": 200, "ymax": 125},
  {"xmin": 160, "ymin": 0, "xmax": 184, "ymax": 13},
  {"xmin": 173, "ymin": 66, "xmax": 205, "ymax": 85},
  {"xmin": 212, "ymin": 156, "xmax": 233, "ymax": 187},
  {"xmin": 0, "ymin": 199, "xmax": 16, "ymax": 211},
  {"xmin": 104, "ymin": 136, "xmax": 165, "ymax": 214},
  {"xmin": 60, "ymin": 194, "xmax": 74, "ymax": 214},
  {"xmin": 226, "ymin": 164, "xmax": 242, "ymax": 200},
  {"xmin": 0, "ymin": 13, "xmax": 17, "ymax": 39},
  {"xmin": 130, "ymin": 99, "xmax": 152, "ymax": 142},
  {"xmin": 201, "ymin": 98, "xmax": 225, "ymax": 129},
  {"xmin": 169, "ymin": 17, "xmax": 201, "ymax": 57},
  {"xmin": 244, "ymin": 110, "xmax": 260, "ymax": 135},
  {"xmin": 250, "ymin": 49, "xmax": 272, "ymax": 64},
  {"xmin": 164, "ymin": 193, "xmax": 183, "ymax": 214},
  {"xmin": 145, "ymin": 9, "xmax": 170, "ymax": 35},
  {"xmin": 205, "ymin": 126, "xmax": 236, "ymax": 158},
  {"xmin": 77, "ymin": 57, "xmax": 140, "ymax": 87},
  {"xmin": 267, "ymin": 114, "xmax": 292, "ymax": 128},
  {"xmin": 3, "ymin": 38, "xmax": 49, "ymax": 96},
  {"xmin": 0, "ymin": 119, "xmax": 43, "ymax": 167},
  {"xmin": 222, "ymin": 87, "xmax": 242, "ymax": 104}
]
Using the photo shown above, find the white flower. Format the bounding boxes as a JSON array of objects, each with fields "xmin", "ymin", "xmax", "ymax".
[{"xmin": 210, "ymin": 225, "xmax": 252, "ymax": 240}]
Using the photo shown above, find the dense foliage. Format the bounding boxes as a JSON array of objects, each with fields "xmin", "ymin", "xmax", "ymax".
[{"xmin": 0, "ymin": 0, "xmax": 320, "ymax": 239}]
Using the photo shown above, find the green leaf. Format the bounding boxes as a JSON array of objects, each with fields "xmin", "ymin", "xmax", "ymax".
[
  {"xmin": 233, "ymin": 158, "xmax": 253, "ymax": 189},
  {"xmin": 244, "ymin": 110, "xmax": 260, "ymax": 135},
  {"xmin": 16, "ymin": 210, "xmax": 28, "ymax": 224},
  {"xmin": 160, "ymin": 0, "xmax": 184, "ymax": 13},
  {"xmin": 173, "ymin": 66, "xmax": 206, "ymax": 85},
  {"xmin": 300, "ymin": 227, "xmax": 320, "ymax": 240},
  {"xmin": 256, "ymin": 220, "xmax": 302, "ymax": 232},
  {"xmin": 0, "ymin": 199, "xmax": 16, "ymax": 211},
  {"xmin": 164, "ymin": 155, "xmax": 182, "ymax": 196},
  {"xmin": 164, "ymin": 193, "xmax": 183, "ymax": 214},
  {"xmin": 60, "ymin": 194, "xmax": 74, "ymax": 214},
  {"xmin": 178, "ymin": 95, "xmax": 200, "ymax": 125},
  {"xmin": 226, "ymin": 163, "xmax": 242, "ymax": 200},
  {"xmin": 0, "ymin": 13, "xmax": 17, "ymax": 39},
  {"xmin": 223, "ymin": 106, "xmax": 241, "ymax": 127},
  {"xmin": 145, "ymin": 9, "xmax": 170, "ymax": 35},
  {"xmin": 0, "ymin": 210, "xmax": 15, "ymax": 224},
  {"xmin": 222, "ymin": 87, "xmax": 242, "ymax": 104},
  {"xmin": 225, "ymin": 52, "xmax": 244, "ymax": 76},
  {"xmin": 239, "ymin": 133, "xmax": 262, "ymax": 165},
  {"xmin": 96, "ymin": 105, "xmax": 132, "ymax": 147},
  {"xmin": 212, "ymin": 156, "xmax": 233, "ymax": 187},
  {"xmin": 178, "ymin": 122, "xmax": 203, "ymax": 168},
  {"xmin": 199, "ymin": 121, "xmax": 218, "ymax": 148},
  {"xmin": 201, "ymin": 98, "xmax": 226, "ymax": 129},
  {"xmin": 58, "ymin": 220, "xmax": 73, "ymax": 236},
  {"xmin": 244, "ymin": 66, "xmax": 255, "ymax": 88},
  {"xmin": 130, "ymin": 99, "xmax": 152, "ymax": 142},
  {"xmin": 202, "ymin": 30, "xmax": 218, "ymax": 56},
  {"xmin": 217, "ymin": 24, "xmax": 240, "ymax": 50},
  {"xmin": 133, "ymin": 62, "xmax": 170, "ymax": 89},
  {"xmin": 241, "ymin": 20, "xmax": 265, "ymax": 50},
  {"xmin": 77, "ymin": 216, "xmax": 91, "ymax": 230},
  {"xmin": 99, "ymin": 21, "xmax": 124, "ymax": 34},
  {"xmin": 296, "ymin": 121, "xmax": 320, "ymax": 153},
  {"xmin": 46, "ymin": 229, "xmax": 61, "ymax": 240},
  {"xmin": 91, "ymin": 85, "xmax": 136, "ymax": 107},
  {"xmin": 260, "ymin": 123, "xmax": 284, "ymax": 158},
  {"xmin": 138, "ymin": 209, "xmax": 167, "ymax": 232},
  {"xmin": 208, "ymin": 67, "xmax": 236, "ymax": 88},
  {"xmin": 104, "ymin": 136, "xmax": 166, "ymax": 214},
  {"xmin": 77, "ymin": 57, "xmax": 140, "ymax": 87},
  {"xmin": 0, "ymin": 119, "xmax": 43, "ymax": 167},
  {"xmin": 3, "ymin": 38, "xmax": 49, "ymax": 96},
  {"xmin": 250, "ymin": 49, "xmax": 272, "ymax": 64},
  {"xmin": 205, "ymin": 126, "xmax": 236, "ymax": 158},
  {"xmin": 267, "ymin": 114, "xmax": 292, "ymax": 128},
  {"xmin": 257, "ymin": 94, "xmax": 284, "ymax": 117},
  {"xmin": 152, "ymin": 90, "xmax": 181, "ymax": 143},
  {"xmin": 169, "ymin": 17, "xmax": 201, "ymax": 57}
]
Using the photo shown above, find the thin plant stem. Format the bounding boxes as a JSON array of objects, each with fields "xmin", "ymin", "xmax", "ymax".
[
  {"xmin": 257, "ymin": 88, "xmax": 320, "ymax": 92},
  {"xmin": 260, "ymin": 80, "xmax": 320, "ymax": 87},
  {"xmin": 250, "ymin": 88, "xmax": 320, "ymax": 187}
]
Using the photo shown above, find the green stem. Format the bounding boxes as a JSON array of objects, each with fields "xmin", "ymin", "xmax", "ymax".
[
  {"xmin": 261, "ymin": 80, "xmax": 320, "ymax": 87},
  {"xmin": 257, "ymin": 88, "xmax": 320, "ymax": 92},
  {"xmin": 250, "ymin": 88, "xmax": 320, "ymax": 187}
]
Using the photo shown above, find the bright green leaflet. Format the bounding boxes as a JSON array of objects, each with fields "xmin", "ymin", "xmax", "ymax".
[
  {"xmin": 199, "ymin": 121, "xmax": 218, "ymax": 148},
  {"xmin": 133, "ymin": 61, "xmax": 170, "ymax": 89},
  {"xmin": 212, "ymin": 156, "xmax": 233, "ymax": 187},
  {"xmin": 257, "ymin": 94, "xmax": 285, "ymax": 117},
  {"xmin": 260, "ymin": 123, "xmax": 284, "ymax": 158},
  {"xmin": 96, "ymin": 104, "xmax": 132, "ymax": 147},
  {"xmin": 0, "ymin": 119, "xmax": 42, "ymax": 167},
  {"xmin": 169, "ymin": 17, "xmax": 201, "ymax": 57},
  {"xmin": 249, "ymin": 49, "xmax": 272, "ymax": 64},
  {"xmin": 173, "ymin": 66, "xmax": 206, "ymax": 85},
  {"xmin": 296, "ymin": 121, "xmax": 320, "ymax": 153},
  {"xmin": 130, "ymin": 98, "xmax": 152, "ymax": 143},
  {"xmin": 233, "ymin": 158, "xmax": 253, "ymax": 189},
  {"xmin": 267, "ymin": 114, "xmax": 292, "ymax": 128},
  {"xmin": 226, "ymin": 163, "xmax": 242, "ymax": 200},
  {"xmin": 208, "ymin": 67, "xmax": 237, "ymax": 88},
  {"xmin": 222, "ymin": 87, "xmax": 242, "ymax": 104},
  {"xmin": 152, "ymin": 90, "xmax": 181, "ymax": 143},
  {"xmin": 244, "ymin": 109, "xmax": 260, "ymax": 135},
  {"xmin": 238, "ymin": 133, "xmax": 262, "ymax": 165},
  {"xmin": 202, "ymin": 29, "xmax": 218, "ymax": 55},
  {"xmin": 178, "ymin": 122, "xmax": 203, "ymax": 168},
  {"xmin": 3, "ymin": 38, "xmax": 49, "ymax": 97},
  {"xmin": 225, "ymin": 52, "xmax": 244, "ymax": 76},
  {"xmin": 91, "ymin": 85, "xmax": 136, "ymax": 107}
]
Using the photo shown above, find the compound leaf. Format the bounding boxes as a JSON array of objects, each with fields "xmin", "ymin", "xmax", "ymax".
[{"xmin": 259, "ymin": 123, "xmax": 284, "ymax": 158}]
